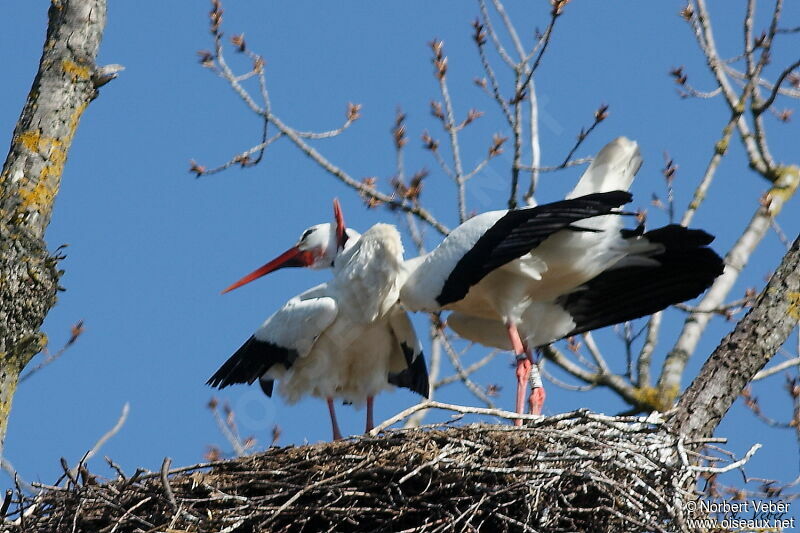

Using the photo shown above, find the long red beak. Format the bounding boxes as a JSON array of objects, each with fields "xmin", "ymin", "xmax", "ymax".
[
  {"xmin": 221, "ymin": 247, "xmax": 314, "ymax": 294},
  {"xmin": 333, "ymin": 198, "xmax": 347, "ymax": 250}
]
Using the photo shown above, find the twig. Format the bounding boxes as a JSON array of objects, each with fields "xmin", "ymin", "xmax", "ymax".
[
  {"xmin": 582, "ymin": 332, "xmax": 610, "ymax": 375},
  {"xmin": 196, "ymin": 132, "xmax": 282, "ymax": 176},
  {"xmin": 404, "ymin": 322, "xmax": 443, "ymax": 428},
  {"xmin": 752, "ymin": 357, "xmax": 800, "ymax": 381},
  {"xmin": 518, "ymin": 157, "xmax": 592, "ymax": 173},
  {"xmin": 525, "ymin": 78, "xmax": 541, "ymax": 204},
  {"xmin": 209, "ymin": 398, "xmax": 247, "ymax": 457},
  {"xmin": 435, "ymin": 350, "xmax": 499, "ymax": 387},
  {"xmin": 477, "ymin": 0, "xmax": 516, "ymax": 68},
  {"xmin": 637, "ymin": 313, "xmax": 661, "ymax": 388},
  {"xmin": 19, "ymin": 321, "xmax": 84, "ymax": 383},
  {"xmin": 438, "ymin": 336, "xmax": 495, "ymax": 408},
  {"xmin": 515, "ymin": 4, "xmax": 562, "ymax": 99},
  {"xmin": 689, "ymin": 444, "xmax": 761, "ymax": 473},
  {"xmin": 0, "ymin": 489, "xmax": 12, "ymax": 519},
  {"xmin": 201, "ymin": 13, "xmax": 450, "ymax": 235},
  {"xmin": 160, "ymin": 457, "xmax": 178, "ymax": 513},
  {"xmin": 560, "ymin": 106, "xmax": 607, "ymax": 169},
  {"xmin": 754, "ymin": 58, "xmax": 800, "ymax": 114},
  {"xmin": 0, "ymin": 458, "xmax": 36, "ymax": 494},
  {"xmin": 431, "ymin": 41, "xmax": 468, "ymax": 223},
  {"xmin": 108, "ymin": 496, "xmax": 153, "ymax": 533},
  {"xmin": 71, "ymin": 402, "xmax": 129, "ymax": 478},
  {"xmin": 371, "ymin": 400, "xmax": 544, "ymax": 435}
]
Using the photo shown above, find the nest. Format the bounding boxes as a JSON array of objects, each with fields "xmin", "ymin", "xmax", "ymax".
[{"xmin": 6, "ymin": 409, "xmax": 727, "ymax": 533}]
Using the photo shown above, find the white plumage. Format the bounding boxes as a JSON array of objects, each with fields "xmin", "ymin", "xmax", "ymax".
[
  {"xmin": 209, "ymin": 223, "xmax": 429, "ymax": 440},
  {"xmin": 442, "ymin": 137, "xmax": 645, "ymax": 349}
]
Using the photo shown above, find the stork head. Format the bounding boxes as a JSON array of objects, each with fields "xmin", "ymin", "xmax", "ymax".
[{"xmin": 221, "ymin": 199, "xmax": 360, "ymax": 294}]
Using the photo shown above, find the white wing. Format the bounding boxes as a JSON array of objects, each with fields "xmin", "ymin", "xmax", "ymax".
[{"xmin": 207, "ymin": 285, "xmax": 338, "ymax": 389}]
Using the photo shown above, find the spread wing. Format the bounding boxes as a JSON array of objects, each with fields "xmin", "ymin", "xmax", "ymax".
[
  {"xmin": 207, "ymin": 289, "xmax": 338, "ymax": 394},
  {"xmin": 436, "ymin": 191, "xmax": 633, "ymax": 306},
  {"xmin": 555, "ymin": 225, "xmax": 723, "ymax": 338}
]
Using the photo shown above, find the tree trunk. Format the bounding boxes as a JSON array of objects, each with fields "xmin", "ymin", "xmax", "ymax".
[
  {"xmin": 0, "ymin": 0, "xmax": 109, "ymax": 451},
  {"xmin": 670, "ymin": 234, "xmax": 800, "ymax": 441}
]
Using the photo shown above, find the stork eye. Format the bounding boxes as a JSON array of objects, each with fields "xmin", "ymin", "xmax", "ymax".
[{"xmin": 300, "ymin": 228, "xmax": 315, "ymax": 241}]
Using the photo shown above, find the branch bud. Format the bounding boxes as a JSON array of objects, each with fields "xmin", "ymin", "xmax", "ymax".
[
  {"xmin": 594, "ymin": 103, "xmax": 609, "ymax": 122},
  {"xmin": 230, "ymin": 33, "xmax": 246, "ymax": 52},
  {"xmin": 489, "ymin": 133, "xmax": 508, "ymax": 157},
  {"xmin": 347, "ymin": 102, "xmax": 362, "ymax": 122},
  {"xmin": 472, "ymin": 19, "xmax": 487, "ymax": 46},
  {"xmin": 189, "ymin": 160, "xmax": 207, "ymax": 176}
]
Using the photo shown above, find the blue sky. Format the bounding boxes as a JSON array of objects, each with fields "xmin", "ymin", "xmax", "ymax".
[{"xmin": 3, "ymin": 0, "xmax": 798, "ymax": 509}]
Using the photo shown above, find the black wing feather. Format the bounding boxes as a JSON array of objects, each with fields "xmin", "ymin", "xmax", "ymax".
[
  {"xmin": 436, "ymin": 190, "xmax": 633, "ymax": 306},
  {"xmin": 388, "ymin": 342, "xmax": 430, "ymax": 398},
  {"xmin": 554, "ymin": 225, "xmax": 724, "ymax": 339},
  {"xmin": 207, "ymin": 336, "xmax": 298, "ymax": 392}
]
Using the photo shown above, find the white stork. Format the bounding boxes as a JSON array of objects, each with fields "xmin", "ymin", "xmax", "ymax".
[
  {"xmin": 208, "ymin": 206, "xmax": 428, "ymax": 441},
  {"xmin": 445, "ymin": 138, "xmax": 723, "ymax": 354},
  {"xmin": 399, "ymin": 137, "xmax": 723, "ymax": 423}
]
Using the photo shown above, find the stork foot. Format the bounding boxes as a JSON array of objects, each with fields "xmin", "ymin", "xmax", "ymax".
[
  {"xmin": 514, "ymin": 356, "xmax": 532, "ymax": 426},
  {"xmin": 528, "ymin": 354, "xmax": 545, "ymax": 416},
  {"xmin": 529, "ymin": 386, "xmax": 546, "ymax": 416}
]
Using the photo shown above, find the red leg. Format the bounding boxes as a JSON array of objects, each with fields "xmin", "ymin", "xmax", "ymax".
[
  {"xmin": 327, "ymin": 397, "xmax": 343, "ymax": 441},
  {"xmin": 365, "ymin": 396, "xmax": 375, "ymax": 433},
  {"xmin": 507, "ymin": 321, "xmax": 529, "ymax": 427}
]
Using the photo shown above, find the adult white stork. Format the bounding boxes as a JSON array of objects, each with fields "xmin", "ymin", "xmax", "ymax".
[
  {"xmin": 402, "ymin": 138, "xmax": 722, "ymax": 420},
  {"xmin": 398, "ymin": 139, "xmax": 652, "ymax": 422},
  {"xmin": 446, "ymin": 224, "xmax": 724, "ymax": 354},
  {"xmin": 208, "ymin": 208, "xmax": 428, "ymax": 440},
  {"xmin": 399, "ymin": 189, "xmax": 635, "ymax": 421}
]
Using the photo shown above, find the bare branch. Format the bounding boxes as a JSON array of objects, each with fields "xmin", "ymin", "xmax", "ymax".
[
  {"xmin": 582, "ymin": 332, "xmax": 610, "ymax": 374},
  {"xmin": 688, "ymin": 0, "xmax": 769, "ymax": 174},
  {"xmin": 477, "ymin": 0, "xmax": 516, "ymax": 68},
  {"xmin": 671, "ymin": 236, "xmax": 800, "ymax": 440},
  {"xmin": 490, "ymin": 0, "xmax": 525, "ymax": 60},
  {"xmin": 752, "ymin": 357, "xmax": 800, "ymax": 381},
  {"xmin": 374, "ymin": 400, "xmax": 544, "ymax": 435},
  {"xmin": 430, "ymin": 40, "xmax": 468, "ymax": 222},
  {"xmin": 438, "ymin": 336, "xmax": 496, "ymax": 408},
  {"xmin": 753, "ymin": 58, "xmax": 800, "ymax": 114},
  {"xmin": 19, "ymin": 321, "xmax": 84, "ymax": 383},
  {"xmin": 267, "ymin": 111, "xmax": 450, "ymax": 234},
  {"xmin": 192, "ymin": 132, "xmax": 282, "ymax": 177},
  {"xmin": 680, "ymin": 114, "xmax": 737, "ymax": 226},
  {"xmin": 516, "ymin": 4, "xmax": 564, "ymax": 99},
  {"xmin": 559, "ymin": 104, "xmax": 608, "ymax": 168},
  {"xmin": 71, "ymin": 403, "xmax": 129, "ymax": 478},
  {"xmin": 201, "ymin": 10, "xmax": 450, "ymax": 235},
  {"xmin": 524, "ymin": 79, "xmax": 541, "ymax": 204},
  {"xmin": 435, "ymin": 349, "xmax": 499, "ymax": 388},
  {"xmin": 637, "ymin": 313, "xmax": 661, "ymax": 388},
  {"xmin": 518, "ymin": 157, "xmax": 592, "ymax": 173},
  {"xmin": 404, "ymin": 324, "xmax": 442, "ymax": 428}
]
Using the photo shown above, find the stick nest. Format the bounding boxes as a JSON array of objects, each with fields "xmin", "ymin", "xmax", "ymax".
[{"xmin": 7, "ymin": 410, "xmax": 718, "ymax": 532}]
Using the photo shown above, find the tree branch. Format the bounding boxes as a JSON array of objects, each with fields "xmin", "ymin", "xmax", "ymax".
[
  {"xmin": 670, "ymin": 236, "xmax": 799, "ymax": 441},
  {"xmin": 0, "ymin": 0, "xmax": 110, "ymax": 452}
]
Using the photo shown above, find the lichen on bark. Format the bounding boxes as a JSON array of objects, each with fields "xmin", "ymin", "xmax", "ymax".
[{"xmin": 0, "ymin": 0, "xmax": 109, "ymax": 450}]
